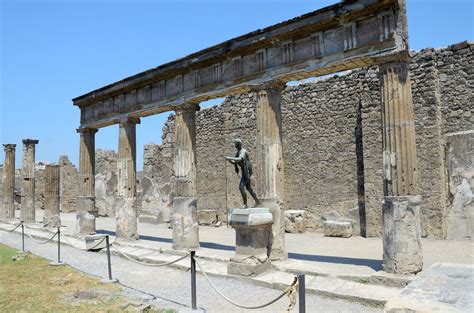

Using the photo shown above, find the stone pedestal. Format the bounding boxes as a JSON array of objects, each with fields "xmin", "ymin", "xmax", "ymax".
[
  {"xmin": 43, "ymin": 164, "xmax": 61, "ymax": 228},
  {"xmin": 172, "ymin": 197, "xmax": 199, "ymax": 250},
  {"xmin": 228, "ymin": 208, "xmax": 273, "ymax": 276},
  {"xmin": 383, "ymin": 195, "xmax": 423, "ymax": 274},
  {"xmin": 2, "ymin": 144, "xmax": 16, "ymax": 221},
  {"xmin": 21, "ymin": 139, "xmax": 39, "ymax": 223}
]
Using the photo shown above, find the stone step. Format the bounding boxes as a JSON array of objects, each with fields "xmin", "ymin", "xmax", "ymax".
[{"xmin": 109, "ymin": 243, "xmax": 401, "ymax": 307}]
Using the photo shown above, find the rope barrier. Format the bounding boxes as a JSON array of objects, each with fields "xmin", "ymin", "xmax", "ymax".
[
  {"xmin": 195, "ymin": 257, "xmax": 299, "ymax": 310},
  {"xmin": 6, "ymin": 222, "xmax": 23, "ymax": 232},
  {"xmin": 25, "ymin": 229, "xmax": 58, "ymax": 245},
  {"xmin": 87, "ymin": 236, "xmax": 107, "ymax": 250},
  {"xmin": 110, "ymin": 244, "xmax": 189, "ymax": 267}
]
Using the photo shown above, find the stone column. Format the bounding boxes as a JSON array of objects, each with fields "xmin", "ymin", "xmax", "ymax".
[
  {"xmin": 380, "ymin": 61, "xmax": 422, "ymax": 274},
  {"xmin": 116, "ymin": 117, "xmax": 140, "ymax": 240},
  {"xmin": 76, "ymin": 128, "xmax": 98, "ymax": 235},
  {"xmin": 255, "ymin": 82, "xmax": 287, "ymax": 260},
  {"xmin": 172, "ymin": 104, "xmax": 199, "ymax": 250},
  {"xmin": 2, "ymin": 144, "xmax": 16, "ymax": 220},
  {"xmin": 43, "ymin": 164, "xmax": 61, "ymax": 228},
  {"xmin": 21, "ymin": 139, "xmax": 39, "ymax": 223}
]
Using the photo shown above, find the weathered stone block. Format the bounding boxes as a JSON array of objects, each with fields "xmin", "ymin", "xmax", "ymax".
[
  {"xmin": 138, "ymin": 214, "xmax": 161, "ymax": 224},
  {"xmin": 284, "ymin": 209, "xmax": 306, "ymax": 233},
  {"xmin": 172, "ymin": 197, "xmax": 199, "ymax": 250},
  {"xmin": 228, "ymin": 208, "xmax": 273, "ymax": 276},
  {"xmin": 197, "ymin": 209, "xmax": 218, "ymax": 226},
  {"xmin": 382, "ymin": 195, "xmax": 423, "ymax": 275},
  {"xmin": 323, "ymin": 221, "xmax": 352, "ymax": 238},
  {"xmin": 115, "ymin": 197, "xmax": 138, "ymax": 241}
]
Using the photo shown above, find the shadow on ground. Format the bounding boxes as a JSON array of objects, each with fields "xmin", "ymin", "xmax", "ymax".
[{"xmin": 97, "ymin": 229, "xmax": 382, "ymax": 270}]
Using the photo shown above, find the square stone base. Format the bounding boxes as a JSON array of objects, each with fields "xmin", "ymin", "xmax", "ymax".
[{"xmin": 227, "ymin": 254, "xmax": 271, "ymax": 277}]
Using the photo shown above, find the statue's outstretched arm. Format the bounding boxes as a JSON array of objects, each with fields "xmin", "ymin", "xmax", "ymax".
[{"xmin": 225, "ymin": 156, "xmax": 242, "ymax": 162}]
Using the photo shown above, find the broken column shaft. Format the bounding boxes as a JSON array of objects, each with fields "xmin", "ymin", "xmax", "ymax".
[
  {"xmin": 255, "ymin": 82, "xmax": 287, "ymax": 260},
  {"xmin": 44, "ymin": 164, "xmax": 61, "ymax": 227},
  {"xmin": 172, "ymin": 104, "xmax": 199, "ymax": 250},
  {"xmin": 380, "ymin": 61, "xmax": 423, "ymax": 274},
  {"xmin": 116, "ymin": 117, "xmax": 140, "ymax": 240},
  {"xmin": 2, "ymin": 144, "xmax": 16, "ymax": 220},
  {"xmin": 76, "ymin": 128, "xmax": 98, "ymax": 235},
  {"xmin": 21, "ymin": 139, "xmax": 39, "ymax": 223}
]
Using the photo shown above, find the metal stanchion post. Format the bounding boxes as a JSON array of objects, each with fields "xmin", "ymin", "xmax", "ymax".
[
  {"xmin": 101, "ymin": 235, "xmax": 118, "ymax": 283},
  {"xmin": 50, "ymin": 227, "xmax": 65, "ymax": 266},
  {"xmin": 191, "ymin": 250, "xmax": 197, "ymax": 310},
  {"xmin": 21, "ymin": 222, "xmax": 25, "ymax": 252},
  {"xmin": 298, "ymin": 274, "xmax": 306, "ymax": 313}
]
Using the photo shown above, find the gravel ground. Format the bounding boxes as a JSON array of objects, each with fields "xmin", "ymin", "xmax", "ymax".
[{"xmin": 1, "ymin": 230, "xmax": 382, "ymax": 313}]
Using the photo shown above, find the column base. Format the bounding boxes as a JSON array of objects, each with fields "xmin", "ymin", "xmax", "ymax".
[
  {"xmin": 383, "ymin": 195, "xmax": 423, "ymax": 274},
  {"xmin": 258, "ymin": 198, "xmax": 287, "ymax": 261},
  {"xmin": 228, "ymin": 208, "xmax": 273, "ymax": 276},
  {"xmin": 172, "ymin": 197, "xmax": 199, "ymax": 250},
  {"xmin": 76, "ymin": 196, "xmax": 96, "ymax": 235},
  {"xmin": 115, "ymin": 197, "xmax": 139, "ymax": 241},
  {"xmin": 101, "ymin": 278, "xmax": 119, "ymax": 284}
]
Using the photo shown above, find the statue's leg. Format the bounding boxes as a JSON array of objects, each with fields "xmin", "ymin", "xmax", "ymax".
[
  {"xmin": 239, "ymin": 177, "xmax": 248, "ymax": 208},
  {"xmin": 246, "ymin": 179, "xmax": 260, "ymax": 206}
]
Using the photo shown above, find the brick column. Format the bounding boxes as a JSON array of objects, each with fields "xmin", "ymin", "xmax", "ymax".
[
  {"xmin": 380, "ymin": 61, "xmax": 423, "ymax": 274},
  {"xmin": 255, "ymin": 82, "xmax": 287, "ymax": 260},
  {"xmin": 172, "ymin": 104, "xmax": 199, "ymax": 250},
  {"xmin": 21, "ymin": 139, "xmax": 39, "ymax": 223},
  {"xmin": 43, "ymin": 164, "xmax": 61, "ymax": 227},
  {"xmin": 76, "ymin": 127, "xmax": 98, "ymax": 235},
  {"xmin": 116, "ymin": 117, "xmax": 140, "ymax": 240},
  {"xmin": 2, "ymin": 144, "xmax": 16, "ymax": 220}
]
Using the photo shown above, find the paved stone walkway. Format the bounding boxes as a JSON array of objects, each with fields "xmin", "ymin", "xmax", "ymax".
[
  {"xmin": 51, "ymin": 211, "xmax": 474, "ymax": 277},
  {"xmin": 1, "ymin": 230, "xmax": 381, "ymax": 313}
]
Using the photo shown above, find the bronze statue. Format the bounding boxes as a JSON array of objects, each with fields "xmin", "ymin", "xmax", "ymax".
[{"xmin": 225, "ymin": 139, "xmax": 260, "ymax": 208}]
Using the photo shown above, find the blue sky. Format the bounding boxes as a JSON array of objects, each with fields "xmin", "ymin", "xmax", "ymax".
[{"xmin": 1, "ymin": 0, "xmax": 473, "ymax": 170}]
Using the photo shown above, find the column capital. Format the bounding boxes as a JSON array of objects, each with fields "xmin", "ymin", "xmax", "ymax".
[
  {"xmin": 22, "ymin": 139, "xmax": 39, "ymax": 145},
  {"xmin": 119, "ymin": 116, "xmax": 141, "ymax": 126},
  {"xmin": 174, "ymin": 103, "xmax": 200, "ymax": 114},
  {"xmin": 76, "ymin": 127, "xmax": 98, "ymax": 135},
  {"xmin": 378, "ymin": 60, "xmax": 410, "ymax": 73},
  {"xmin": 3, "ymin": 144, "xmax": 16, "ymax": 152},
  {"xmin": 250, "ymin": 80, "xmax": 286, "ymax": 93}
]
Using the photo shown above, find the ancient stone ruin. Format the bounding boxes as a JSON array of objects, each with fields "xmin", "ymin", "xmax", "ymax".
[{"xmin": 1, "ymin": 0, "xmax": 473, "ymax": 277}]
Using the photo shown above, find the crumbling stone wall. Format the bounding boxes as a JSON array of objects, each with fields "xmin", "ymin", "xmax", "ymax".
[
  {"xmin": 58, "ymin": 155, "xmax": 78, "ymax": 213},
  {"xmin": 95, "ymin": 149, "xmax": 118, "ymax": 217},
  {"xmin": 140, "ymin": 119, "xmax": 175, "ymax": 223},
  {"xmin": 34, "ymin": 162, "xmax": 46, "ymax": 210}
]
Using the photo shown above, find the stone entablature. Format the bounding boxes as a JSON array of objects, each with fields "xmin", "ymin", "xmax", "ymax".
[{"xmin": 73, "ymin": 0, "xmax": 407, "ymax": 129}]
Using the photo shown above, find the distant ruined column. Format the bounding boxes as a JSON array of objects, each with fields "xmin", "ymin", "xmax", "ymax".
[
  {"xmin": 76, "ymin": 128, "xmax": 98, "ymax": 235},
  {"xmin": 2, "ymin": 144, "xmax": 16, "ymax": 220},
  {"xmin": 380, "ymin": 61, "xmax": 423, "ymax": 274},
  {"xmin": 21, "ymin": 139, "xmax": 39, "ymax": 223},
  {"xmin": 172, "ymin": 104, "xmax": 199, "ymax": 250},
  {"xmin": 43, "ymin": 164, "xmax": 61, "ymax": 228},
  {"xmin": 116, "ymin": 117, "xmax": 140, "ymax": 240},
  {"xmin": 255, "ymin": 82, "xmax": 287, "ymax": 260}
]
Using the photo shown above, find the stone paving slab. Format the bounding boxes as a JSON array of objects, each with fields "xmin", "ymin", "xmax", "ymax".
[{"xmin": 384, "ymin": 263, "xmax": 474, "ymax": 313}]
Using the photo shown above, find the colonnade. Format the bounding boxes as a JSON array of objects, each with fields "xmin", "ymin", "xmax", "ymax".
[{"xmin": 1, "ymin": 61, "xmax": 422, "ymax": 274}]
